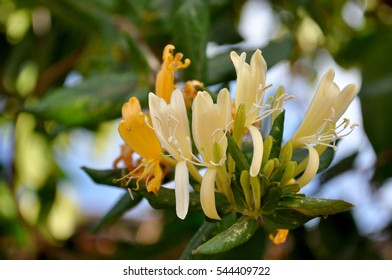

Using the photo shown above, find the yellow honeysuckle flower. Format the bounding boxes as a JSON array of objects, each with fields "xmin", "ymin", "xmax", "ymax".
[
  {"xmin": 192, "ymin": 89, "xmax": 232, "ymax": 220},
  {"xmin": 155, "ymin": 44, "xmax": 191, "ymax": 104},
  {"xmin": 230, "ymin": 50, "xmax": 268, "ymax": 177},
  {"xmin": 269, "ymin": 229, "xmax": 289, "ymax": 245},
  {"xmin": 149, "ymin": 88, "xmax": 196, "ymax": 219},
  {"xmin": 118, "ymin": 97, "xmax": 166, "ymax": 194}
]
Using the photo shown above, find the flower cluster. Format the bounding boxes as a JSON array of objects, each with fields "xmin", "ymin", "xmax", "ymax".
[{"xmin": 115, "ymin": 44, "xmax": 357, "ymax": 244}]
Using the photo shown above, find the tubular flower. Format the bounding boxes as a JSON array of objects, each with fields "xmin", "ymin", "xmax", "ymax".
[
  {"xmin": 118, "ymin": 97, "xmax": 167, "ymax": 194},
  {"xmin": 149, "ymin": 88, "xmax": 195, "ymax": 219},
  {"xmin": 291, "ymin": 69, "xmax": 358, "ymax": 150},
  {"xmin": 192, "ymin": 89, "xmax": 232, "ymax": 220},
  {"xmin": 290, "ymin": 69, "xmax": 358, "ymax": 188},
  {"xmin": 230, "ymin": 50, "xmax": 268, "ymax": 177},
  {"xmin": 155, "ymin": 44, "xmax": 191, "ymax": 104}
]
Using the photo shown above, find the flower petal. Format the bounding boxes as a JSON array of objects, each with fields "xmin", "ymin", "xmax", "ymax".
[
  {"xmin": 248, "ymin": 125, "xmax": 264, "ymax": 177},
  {"xmin": 334, "ymin": 84, "xmax": 357, "ymax": 122},
  {"xmin": 149, "ymin": 90, "xmax": 191, "ymax": 161},
  {"xmin": 175, "ymin": 161, "xmax": 190, "ymax": 219},
  {"xmin": 118, "ymin": 97, "xmax": 162, "ymax": 159},
  {"xmin": 192, "ymin": 89, "xmax": 231, "ymax": 165},
  {"xmin": 200, "ymin": 168, "xmax": 220, "ymax": 220},
  {"xmin": 231, "ymin": 50, "xmax": 267, "ymax": 114},
  {"xmin": 296, "ymin": 144, "xmax": 319, "ymax": 188},
  {"xmin": 155, "ymin": 44, "xmax": 190, "ymax": 103}
]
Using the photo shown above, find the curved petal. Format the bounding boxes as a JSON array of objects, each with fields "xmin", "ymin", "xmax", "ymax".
[
  {"xmin": 175, "ymin": 161, "xmax": 190, "ymax": 219},
  {"xmin": 146, "ymin": 160, "xmax": 163, "ymax": 194},
  {"xmin": 248, "ymin": 125, "xmax": 264, "ymax": 177},
  {"xmin": 200, "ymin": 168, "xmax": 220, "ymax": 220},
  {"xmin": 296, "ymin": 145, "xmax": 319, "ymax": 188},
  {"xmin": 334, "ymin": 84, "xmax": 357, "ymax": 122}
]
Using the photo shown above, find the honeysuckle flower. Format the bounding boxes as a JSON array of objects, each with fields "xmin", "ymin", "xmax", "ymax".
[
  {"xmin": 155, "ymin": 44, "xmax": 191, "ymax": 104},
  {"xmin": 118, "ymin": 97, "xmax": 168, "ymax": 194},
  {"xmin": 230, "ymin": 50, "xmax": 268, "ymax": 177},
  {"xmin": 291, "ymin": 68, "xmax": 357, "ymax": 150},
  {"xmin": 192, "ymin": 89, "xmax": 232, "ymax": 220},
  {"xmin": 231, "ymin": 50, "xmax": 267, "ymax": 125},
  {"xmin": 288, "ymin": 69, "xmax": 357, "ymax": 189},
  {"xmin": 149, "ymin": 88, "xmax": 195, "ymax": 219}
]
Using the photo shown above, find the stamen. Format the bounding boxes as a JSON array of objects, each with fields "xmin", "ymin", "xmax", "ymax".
[{"xmin": 168, "ymin": 114, "xmax": 180, "ymax": 144}]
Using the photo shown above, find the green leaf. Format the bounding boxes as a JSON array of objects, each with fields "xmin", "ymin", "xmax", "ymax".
[
  {"xmin": 193, "ymin": 216, "xmax": 258, "ymax": 255},
  {"xmin": 261, "ymin": 187, "xmax": 282, "ymax": 215},
  {"xmin": 82, "ymin": 166, "xmax": 125, "ymax": 187},
  {"xmin": 262, "ymin": 195, "xmax": 354, "ymax": 230},
  {"xmin": 263, "ymin": 208, "xmax": 310, "ymax": 230},
  {"xmin": 208, "ymin": 0, "xmax": 245, "ymax": 45},
  {"xmin": 173, "ymin": 0, "xmax": 209, "ymax": 81},
  {"xmin": 25, "ymin": 72, "xmax": 149, "ymax": 128},
  {"xmin": 268, "ymin": 110, "xmax": 285, "ymax": 159},
  {"xmin": 90, "ymin": 191, "xmax": 143, "ymax": 233},
  {"xmin": 180, "ymin": 212, "xmax": 237, "ymax": 260},
  {"xmin": 279, "ymin": 195, "xmax": 353, "ymax": 217},
  {"xmin": 227, "ymin": 133, "xmax": 250, "ymax": 172},
  {"xmin": 231, "ymin": 178, "xmax": 248, "ymax": 211}
]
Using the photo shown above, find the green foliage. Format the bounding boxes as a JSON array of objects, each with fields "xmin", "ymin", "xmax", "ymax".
[
  {"xmin": 25, "ymin": 73, "xmax": 148, "ymax": 128},
  {"xmin": 1, "ymin": 0, "xmax": 390, "ymax": 260},
  {"xmin": 193, "ymin": 216, "xmax": 258, "ymax": 255}
]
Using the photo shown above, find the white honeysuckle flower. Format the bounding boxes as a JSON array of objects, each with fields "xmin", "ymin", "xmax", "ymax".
[
  {"xmin": 149, "ymin": 88, "xmax": 192, "ymax": 160},
  {"xmin": 230, "ymin": 49, "xmax": 267, "ymax": 126},
  {"xmin": 192, "ymin": 89, "xmax": 231, "ymax": 166},
  {"xmin": 291, "ymin": 68, "xmax": 358, "ymax": 149},
  {"xmin": 230, "ymin": 50, "xmax": 268, "ymax": 177},
  {"xmin": 192, "ymin": 89, "xmax": 232, "ymax": 220},
  {"xmin": 148, "ymin": 89, "xmax": 193, "ymax": 219}
]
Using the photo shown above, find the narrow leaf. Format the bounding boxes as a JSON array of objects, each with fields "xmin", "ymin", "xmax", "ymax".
[
  {"xmin": 180, "ymin": 213, "xmax": 237, "ymax": 260},
  {"xmin": 261, "ymin": 187, "xmax": 282, "ymax": 215},
  {"xmin": 25, "ymin": 73, "xmax": 148, "ymax": 128},
  {"xmin": 82, "ymin": 166, "xmax": 126, "ymax": 187},
  {"xmin": 173, "ymin": 0, "xmax": 209, "ymax": 81},
  {"xmin": 269, "ymin": 110, "xmax": 285, "ymax": 159},
  {"xmin": 193, "ymin": 216, "xmax": 258, "ymax": 255},
  {"xmin": 279, "ymin": 196, "xmax": 354, "ymax": 217},
  {"xmin": 262, "ymin": 195, "xmax": 354, "ymax": 230},
  {"xmin": 227, "ymin": 133, "xmax": 250, "ymax": 172}
]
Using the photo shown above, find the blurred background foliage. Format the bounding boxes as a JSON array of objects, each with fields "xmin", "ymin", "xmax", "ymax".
[{"xmin": 1, "ymin": 0, "xmax": 392, "ymax": 259}]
